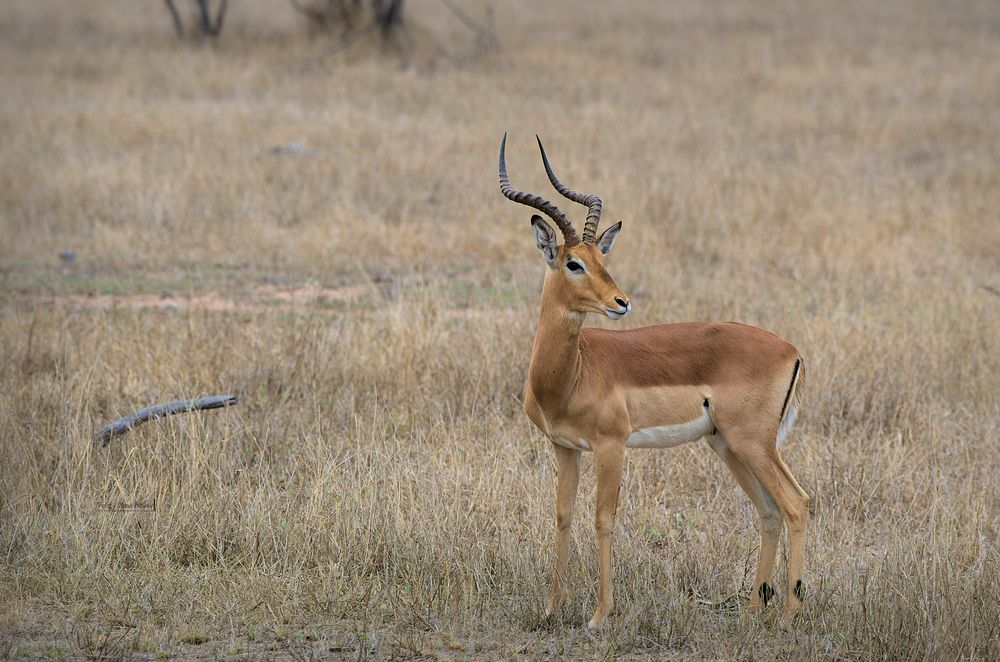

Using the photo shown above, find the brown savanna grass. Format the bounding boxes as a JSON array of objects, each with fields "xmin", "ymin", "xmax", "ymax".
[{"xmin": 2, "ymin": 0, "xmax": 999, "ymax": 658}]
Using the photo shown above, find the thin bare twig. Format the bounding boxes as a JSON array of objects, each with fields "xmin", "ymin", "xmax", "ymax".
[
  {"xmin": 164, "ymin": 0, "xmax": 184, "ymax": 36},
  {"xmin": 289, "ymin": 0, "xmax": 328, "ymax": 24},
  {"xmin": 439, "ymin": 0, "xmax": 496, "ymax": 49},
  {"xmin": 165, "ymin": 0, "xmax": 227, "ymax": 38},
  {"xmin": 199, "ymin": 0, "xmax": 228, "ymax": 36},
  {"xmin": 312, "ymin": 17, "xmax": 381, "ymax": 60}
]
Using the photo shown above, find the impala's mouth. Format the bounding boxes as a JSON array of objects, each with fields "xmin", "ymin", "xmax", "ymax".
[{"xmin": 604, "ymin": 302, "xmax": 630, "ymax": 319}]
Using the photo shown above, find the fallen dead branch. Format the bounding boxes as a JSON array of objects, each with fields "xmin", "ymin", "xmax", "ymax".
[{"xmin": 96, "ymin": 395, "xmax": 237, "ymax": 446}]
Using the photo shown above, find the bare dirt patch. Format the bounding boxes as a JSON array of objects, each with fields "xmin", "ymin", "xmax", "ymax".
[{"xmin": 13, "ymin": 282, "xmax": 374, "ymax": 314}]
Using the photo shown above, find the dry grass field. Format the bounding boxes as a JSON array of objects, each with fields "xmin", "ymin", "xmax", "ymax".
[{"xmin": 2, "ymin": 0, "xmax": 999, "ymax": 659}]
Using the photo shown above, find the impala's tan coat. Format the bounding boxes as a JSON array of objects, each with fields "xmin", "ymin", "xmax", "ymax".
[{"xmin": 500, "ymin": 136, "xmax": 809, "ymax": 630}]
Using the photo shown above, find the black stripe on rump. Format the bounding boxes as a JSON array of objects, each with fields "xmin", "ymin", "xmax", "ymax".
[{"xmin": 778, "ymin": 358, "xmax": 801, "ymax": 423}]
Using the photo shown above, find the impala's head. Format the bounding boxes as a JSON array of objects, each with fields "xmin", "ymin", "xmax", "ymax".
[{"xmin": 499, "ymin": 133, "xmax": 630, "ymax": 319}]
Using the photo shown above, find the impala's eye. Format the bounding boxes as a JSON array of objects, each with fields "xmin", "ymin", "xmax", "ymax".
[{"xmin": 566, "ymin": 261, "xmax": 584, "ymax": 273}]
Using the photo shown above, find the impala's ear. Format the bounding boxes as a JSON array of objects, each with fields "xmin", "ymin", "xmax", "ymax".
[
  {"xmin": 531, "ymin": 215, "xmax": 559, "ymax": 267},
  {"xmin": 596, "ymin": 221, "xmax": 622, "ymax": 255}
]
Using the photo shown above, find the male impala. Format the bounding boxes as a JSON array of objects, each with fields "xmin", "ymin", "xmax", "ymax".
[{"xmin": 499, "ymin": 134, "xmax": 809, "ymax": 630}]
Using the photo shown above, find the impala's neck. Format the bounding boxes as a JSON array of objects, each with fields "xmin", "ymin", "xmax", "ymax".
[{"xmin": 528, "ymin": 273, "xmax": 584, "ymax": 407}]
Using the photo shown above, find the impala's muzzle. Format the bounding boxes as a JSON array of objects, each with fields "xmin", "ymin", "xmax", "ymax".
[{"xmin": 605, "ymin": 296, "xmax": 631, "ymax": 319}]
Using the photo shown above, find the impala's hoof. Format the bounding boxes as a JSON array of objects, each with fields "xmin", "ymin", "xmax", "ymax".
[
  {"xmin": 758, "ymin": 581, "xmax": 775, "ymax": 607},
  {"xmin": 545, "ymin": 591, "xmax": 566, "ymax": 618},
  {"xmin": 587, "ymin": 605, "xmax": 612, "ymax": 630}
]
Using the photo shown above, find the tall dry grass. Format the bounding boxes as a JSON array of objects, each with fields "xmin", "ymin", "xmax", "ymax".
[{"xmin": 1, "ymin": 0, "xmax": 998, "ymax": 658}]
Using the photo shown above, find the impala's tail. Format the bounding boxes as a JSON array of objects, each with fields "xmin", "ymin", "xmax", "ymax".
[{"xmin": 776, "ymin": 357, "xmax": 803, "ymax": 447}]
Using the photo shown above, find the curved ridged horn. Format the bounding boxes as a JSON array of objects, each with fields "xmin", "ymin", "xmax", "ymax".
[
  {"xmin": 499, "ymin": 133, "xmax": 580, "ymax": 246},
  {"xmin": 536, "ymin": 136, "xmax": 603, "ymax": 243}
]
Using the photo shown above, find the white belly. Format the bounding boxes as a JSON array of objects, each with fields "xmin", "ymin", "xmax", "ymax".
[
  {"xmin": 551, "ymin": 436, "xmax": 592, "ymax": 451},
  {"xmin": 626, "ymin": 410, "xmax": 715, "ymax": 449}
]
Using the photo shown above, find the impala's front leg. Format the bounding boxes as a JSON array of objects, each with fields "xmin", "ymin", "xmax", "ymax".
[
  {"xmin": 547, "ymin": 442, "xmax": 581, "ymax": 617},
  {"xmin": 589, "ymin": 442, "xmax": 625, "ymax": 629}
]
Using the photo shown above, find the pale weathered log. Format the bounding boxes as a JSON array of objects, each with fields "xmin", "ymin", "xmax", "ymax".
[{"xmin": 96, "ymin": 395, "xmax": 237, "ymax": 446}]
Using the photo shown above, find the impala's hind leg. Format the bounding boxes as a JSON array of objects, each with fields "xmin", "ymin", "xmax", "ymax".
[
  {"xmin": 707, "ymin": 435, "xmax": 782, "ymax": 614},
  {"xmin": 775, "ymin": 452, "xmax": 809, "ymax": 628},
  {"xmin": 546, "ymin": 443, "xmax": 581, "ymax": 616},
  {"xmin": 739, "ymin": 445, "xmax": 809, "ymax": 629}
]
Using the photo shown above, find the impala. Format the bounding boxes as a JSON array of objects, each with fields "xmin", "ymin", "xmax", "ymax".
[{"xmin": 499, "ymin": 134, "xmax": 809, "ymax": 630}]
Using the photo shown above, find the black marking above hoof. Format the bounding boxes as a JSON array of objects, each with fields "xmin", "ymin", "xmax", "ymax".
[
  {"xmin": 795, "ymin": 580, "xmax": 805, "ymax": 602},
  {"xmin": 758, "ymin": 582, "xmax": 774, "ymax": 607}
]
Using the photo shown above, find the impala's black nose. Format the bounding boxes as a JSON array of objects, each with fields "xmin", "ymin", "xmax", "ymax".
[{"xmin": 615, "ymin": 297, "xmax": 628, "ymax": 308}]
